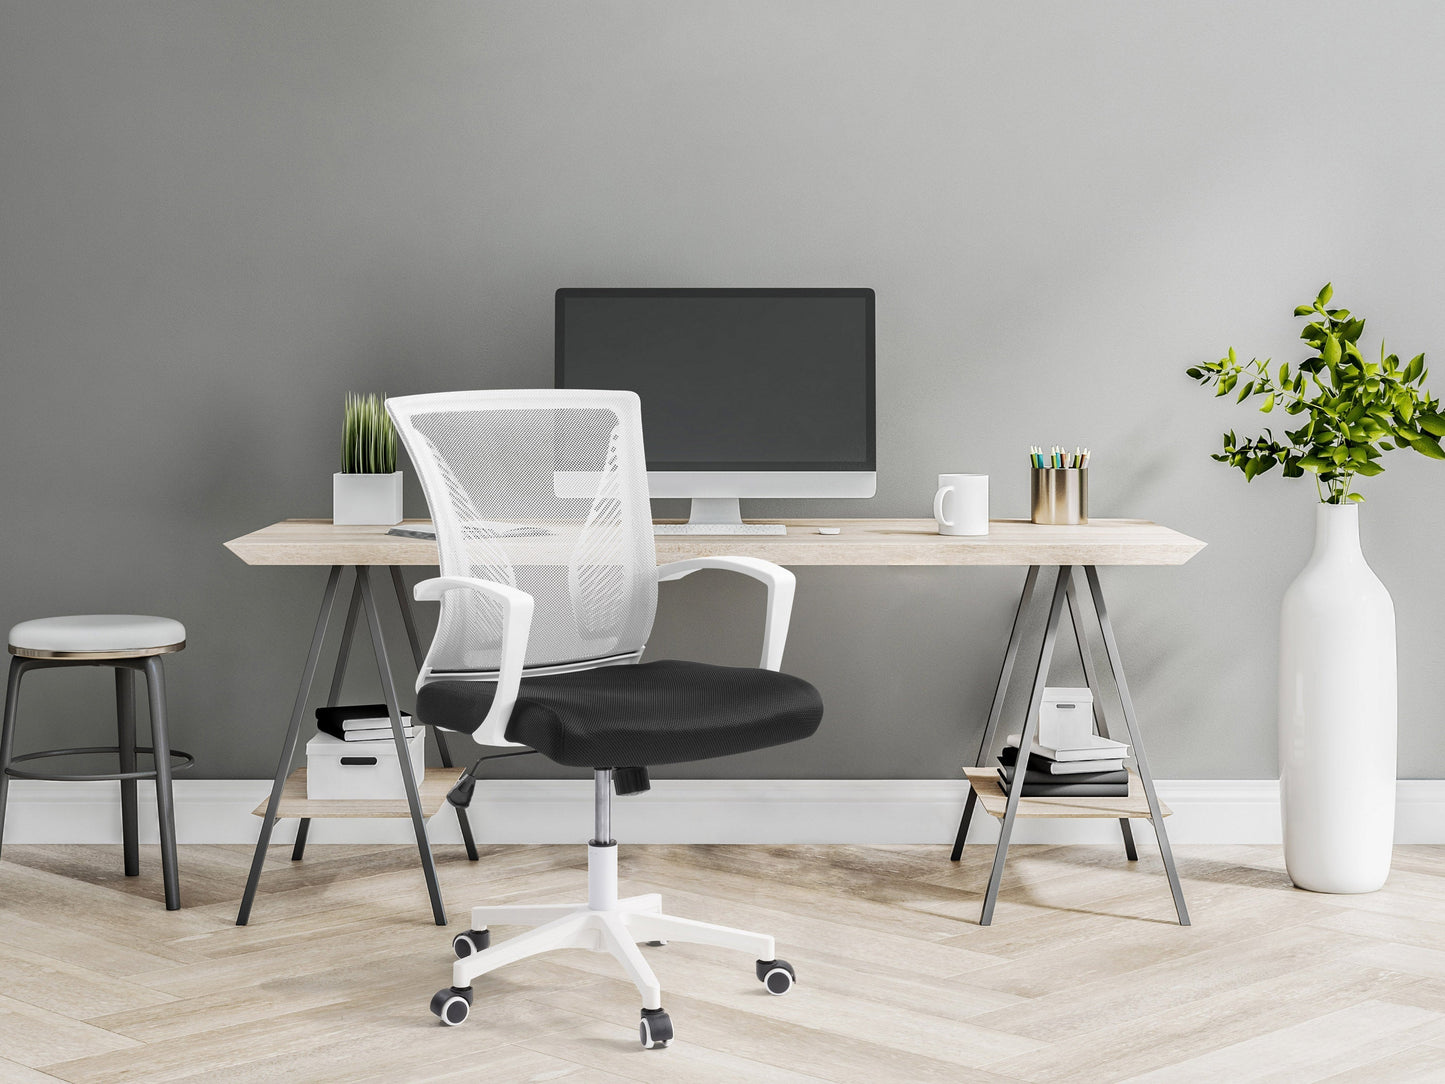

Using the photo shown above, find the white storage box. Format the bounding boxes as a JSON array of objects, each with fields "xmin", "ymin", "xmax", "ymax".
[
  {"xmin": 306, "ymin": 729, "xmax": 426, "ymax": 800},
  {"xmin": 1037, "ymin": 687, "xmax": 1094, "ymax": 750}
]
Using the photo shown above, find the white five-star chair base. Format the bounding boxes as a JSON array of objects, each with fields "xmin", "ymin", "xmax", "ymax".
[{"xmin": 430, "ymin": 770, "xmax": 796, "ymax": 1048}]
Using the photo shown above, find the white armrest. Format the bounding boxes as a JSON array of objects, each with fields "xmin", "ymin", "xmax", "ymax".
[
  {"xmin": 655, "ymin": 556, "xmax": 796, "ymax": 671},
  {"xmin": 414, "ymin": 576, "xmax": 534, "ymax": 748}
]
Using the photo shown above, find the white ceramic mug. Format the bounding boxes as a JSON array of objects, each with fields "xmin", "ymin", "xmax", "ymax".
[{"xmin": 934, "ymin": 474, "xmax": 988, "ymax": 536}]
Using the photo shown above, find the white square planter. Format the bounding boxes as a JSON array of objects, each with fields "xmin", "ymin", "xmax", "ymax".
[{"xmin": 333, "ymin": 471, "xmax": 404, "ymax": 525}]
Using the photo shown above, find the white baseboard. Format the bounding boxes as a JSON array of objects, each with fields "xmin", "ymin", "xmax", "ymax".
[{"xmin": 4, "ymin": 778, "xmax": 1444, "ymax": 847}]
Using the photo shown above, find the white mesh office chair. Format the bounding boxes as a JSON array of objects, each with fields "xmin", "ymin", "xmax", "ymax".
[{"xmin": 388, "ymin": 390, "xmax": 822, "ymax": 1048}]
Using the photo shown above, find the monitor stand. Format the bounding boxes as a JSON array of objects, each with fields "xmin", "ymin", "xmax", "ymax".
[{"xmin": 653, "ymin": 497, "xmax": 788, "ymax": 536}]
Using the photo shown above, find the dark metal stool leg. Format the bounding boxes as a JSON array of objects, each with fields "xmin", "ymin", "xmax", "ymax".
[
  {"xmin": 116, "ymin": 667, "xmax": 140, "ymax": 877},
  {"xmin": 238, "ymin": 564, "xmax": 344, "ymax": 925},
  {"xmin": 951, "ymin": 566, "xmax": 1041, "ymax": 861},
  {"xmin": 391, "ymin": 566, "xmax": 478, "ymax": 862},
  {"xmin": 0, "ymin": 657, "xmax": 30, "ymax": 861},
  {"xmin": 360, "ymin": 568, "xmax": 446, "ymax": 926},
  {"xmin": 142, "ymin": 657, "xmax": 181, "ymax": 910},
  {"xmin": 981, "ymin": 566, "xmax": 1071, "ymax": 925}
]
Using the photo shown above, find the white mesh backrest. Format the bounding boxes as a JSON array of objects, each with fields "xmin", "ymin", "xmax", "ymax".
[{"xmin": 388, "ymin": 390, "xmax": 658, "ymax": 671}]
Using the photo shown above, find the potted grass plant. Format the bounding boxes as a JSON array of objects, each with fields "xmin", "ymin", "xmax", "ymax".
[
  {"xmin": 1187, "ymin": 284, "xmax": 1444, "ymax": 894},
  {"xmin": 333, "ymin": 392, "xmax": 403, "ymax": 525}
]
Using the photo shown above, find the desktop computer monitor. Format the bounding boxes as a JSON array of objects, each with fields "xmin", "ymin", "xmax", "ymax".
[{"xmin": 555, "ymin": 287, "xmax": 876, "ymax": 534}]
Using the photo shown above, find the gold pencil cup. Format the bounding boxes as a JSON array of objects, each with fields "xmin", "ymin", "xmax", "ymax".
[{"xmin": 1030, "ymin": 467, "xmax": 1088, "ymax": 525}]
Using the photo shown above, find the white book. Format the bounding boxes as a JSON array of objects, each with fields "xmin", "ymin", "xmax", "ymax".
[
  {"xmin": 341, "ymin": 726, "xmax": 418, "ymax": 743},
  {"xmin": 341, "ymin": 714, "xmax": 412, "ymax": 731},
  {"xmin": 1006, "ymin": 733, "xmax": 1129, "ymax": 763},
  {"xmin": 1044, "ymin": 757, "xmax": 1125, "ymax": 775}
]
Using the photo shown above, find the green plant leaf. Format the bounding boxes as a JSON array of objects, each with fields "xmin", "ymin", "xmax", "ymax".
[
  {"xmin": 1193, "ymin": 286, "xmax": 1441, "ymax": 492},
  {"xmin": 1411, "ymin": 433, "xmax": 1445, "ymax": 460},
  {"xmin": 1415, "ymin": 411, "xmax": 1445, "ymax": 437}
]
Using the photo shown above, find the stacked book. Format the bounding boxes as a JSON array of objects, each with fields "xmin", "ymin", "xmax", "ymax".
[
  {"xmin": 316, "ymin": 703, "xmax": 419, "ymax": 743},
  {"xmin": 998, "ymin": 732, "xmax": 1130, "ymax": 797}
]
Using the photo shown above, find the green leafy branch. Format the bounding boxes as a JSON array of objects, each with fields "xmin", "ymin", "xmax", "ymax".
[
  {"xmin": 1186, "ymin": 283, "xmax": 1445, "ymax": 504},
  {"xmin": 341, "ymin": 392, "xmax": 397, "ymax": 474}
]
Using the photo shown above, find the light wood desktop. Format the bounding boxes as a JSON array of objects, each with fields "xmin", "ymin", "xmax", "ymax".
[
  {"xmin": 227, "ymin": 516, "xmax": 1202, "ymax": 567},
  {"xmin": 225, "ymin": 517, "xmax": 1205, "ymax": 926}
]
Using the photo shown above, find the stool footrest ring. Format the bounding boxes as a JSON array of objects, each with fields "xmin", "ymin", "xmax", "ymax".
[{"xmin": 4, "ymin": 745, "xmax": 195, "ymax": 782}]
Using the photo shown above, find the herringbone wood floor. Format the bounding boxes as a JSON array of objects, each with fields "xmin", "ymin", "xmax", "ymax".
[{"xmin": 2, "ymin": 841, "xmax": 1444, "ymax": 1082}]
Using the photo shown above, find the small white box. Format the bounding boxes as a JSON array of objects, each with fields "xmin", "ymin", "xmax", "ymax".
[
  {"xmin": 306, "ymin": 729, "xmax": 426, "ymax": 800},
  {"xmin": 1037, "ymin": 687, "xmax": 1094, "ymax": 750}
]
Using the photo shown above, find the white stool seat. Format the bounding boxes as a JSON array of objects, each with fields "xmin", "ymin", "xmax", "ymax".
[{"xmin": 8, "ymin": 615, "xmax": 187, "ymax": 659}]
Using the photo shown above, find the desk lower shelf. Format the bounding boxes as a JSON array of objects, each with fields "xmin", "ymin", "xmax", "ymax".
[
  {"xmin": 252, "ymin": 767, "xmax": 455, "ymax": 819},
  {"xmin": 963, "ymin": 767, "xmax": 1170, "ymax": 819}
]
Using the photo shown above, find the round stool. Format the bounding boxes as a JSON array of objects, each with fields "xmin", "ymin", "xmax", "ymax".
[{"xmin": 0, "ymin": 615, "xmax": 193, "ymax": 910}]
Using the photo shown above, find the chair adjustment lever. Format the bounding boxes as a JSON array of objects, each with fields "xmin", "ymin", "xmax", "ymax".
[{"xmin": 447, "ymin": 748, "xmax": 540, "ymax": 808}]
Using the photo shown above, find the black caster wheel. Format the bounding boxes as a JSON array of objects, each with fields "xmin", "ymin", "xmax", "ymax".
[
  {"xmin": 639, "ymin": 1007, "xmax": 673, "ymax": 1049},
  {"xmin": 756, "ymin": 958, "xmax": 795, "ymax": 995},
  {"xmin": 452, "ymin": 928, "xmax": 490, "ymax": 958},
  {"xmin": 645, "ymin": 939, "xmax": 668, "ymax": 947},
  {"xmin": 429, "ymin": 986, "xmax": 473, "ymax": 1026}
]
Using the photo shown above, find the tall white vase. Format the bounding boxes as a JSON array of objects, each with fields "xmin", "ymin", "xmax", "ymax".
[{"xmin": 1278, "ymin": 503, "xmax": 1396, "ymax": 893}]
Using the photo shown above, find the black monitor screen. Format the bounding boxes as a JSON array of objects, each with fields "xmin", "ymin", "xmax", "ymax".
[{"xmin": 555, "ymin": 288, "xmax": 875, "ymax": 471}]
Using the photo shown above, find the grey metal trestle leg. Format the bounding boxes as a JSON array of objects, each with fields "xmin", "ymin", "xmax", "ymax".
[
  {"xmin": 238, "ymin": 565, "xmax": 450, "ymax": 926},
  {"xmin": 292, "ymin": 576, "xmax": 363, "ymax": 862},
  {"xmin": 1065, "ymin": 571, "xmax": 1138, "ymax": 862},
  {"xmin": 290, "ymin": 569, "xmax": 479, "ymax": 866},
  {"xmin": 951, "ymin": 566, "xmax": 1042, "ymax": 861},
  {"xmin": 358, "ymin": 567, "xmax": 446, "ymax": 926},
  {"xmin": 1084, "ymin": 566, "xmax": 1190, "ymax": 925},
  {"xmin": 389, "ymin": 566, "xmax": 478, "ymax": 862},
  {"xmin": 979, "ymin": 566, "xmax": 1072, "ymax": 925},
  {"xmin": 237, "ymin": 565, "xmax": 344, "ymax": 926}
]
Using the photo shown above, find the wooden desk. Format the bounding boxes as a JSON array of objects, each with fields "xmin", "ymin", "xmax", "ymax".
[
  {"xmin": 227, "ymin": 517, "xmax": 1203, "ymax": 567},
  {"xmin": 226, "ymin": 517, "xmax": 1204, "ymax": 926}
]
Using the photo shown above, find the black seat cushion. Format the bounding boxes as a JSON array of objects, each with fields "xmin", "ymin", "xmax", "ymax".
[{"xmin": 415, "ymin": 660, "xmax": 823, "ymax": 768}]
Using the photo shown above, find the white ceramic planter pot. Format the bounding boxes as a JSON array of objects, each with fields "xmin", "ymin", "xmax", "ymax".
[
  {"xmin": 1278, "ymin": 503, "xmax": 1396, "ymax": 893},
  {"xmin": 333, "ymin": 471, "xmax": 403, "ymax": 526}
]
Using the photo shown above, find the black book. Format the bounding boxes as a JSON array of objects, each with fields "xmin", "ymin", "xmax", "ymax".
[
  {"xmin": 995, "ymin": 769, "xmax": 1129, "ymax": 798},
  {"xmin": 315, "ymin": 703, "xmax": 414, "ymax": 743},
  {"xmin": 316, "ymin": 703, "xmax": 412, "ymax": 724},
  {"xmin": 997, "ymin": 747, "xmax": 1127, "ymax": 786}
]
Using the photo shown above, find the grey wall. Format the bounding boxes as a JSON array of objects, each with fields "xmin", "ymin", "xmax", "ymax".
[{"xmin": 3, "ymin": 1, "xmax": 1443, "ymax": 782}]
